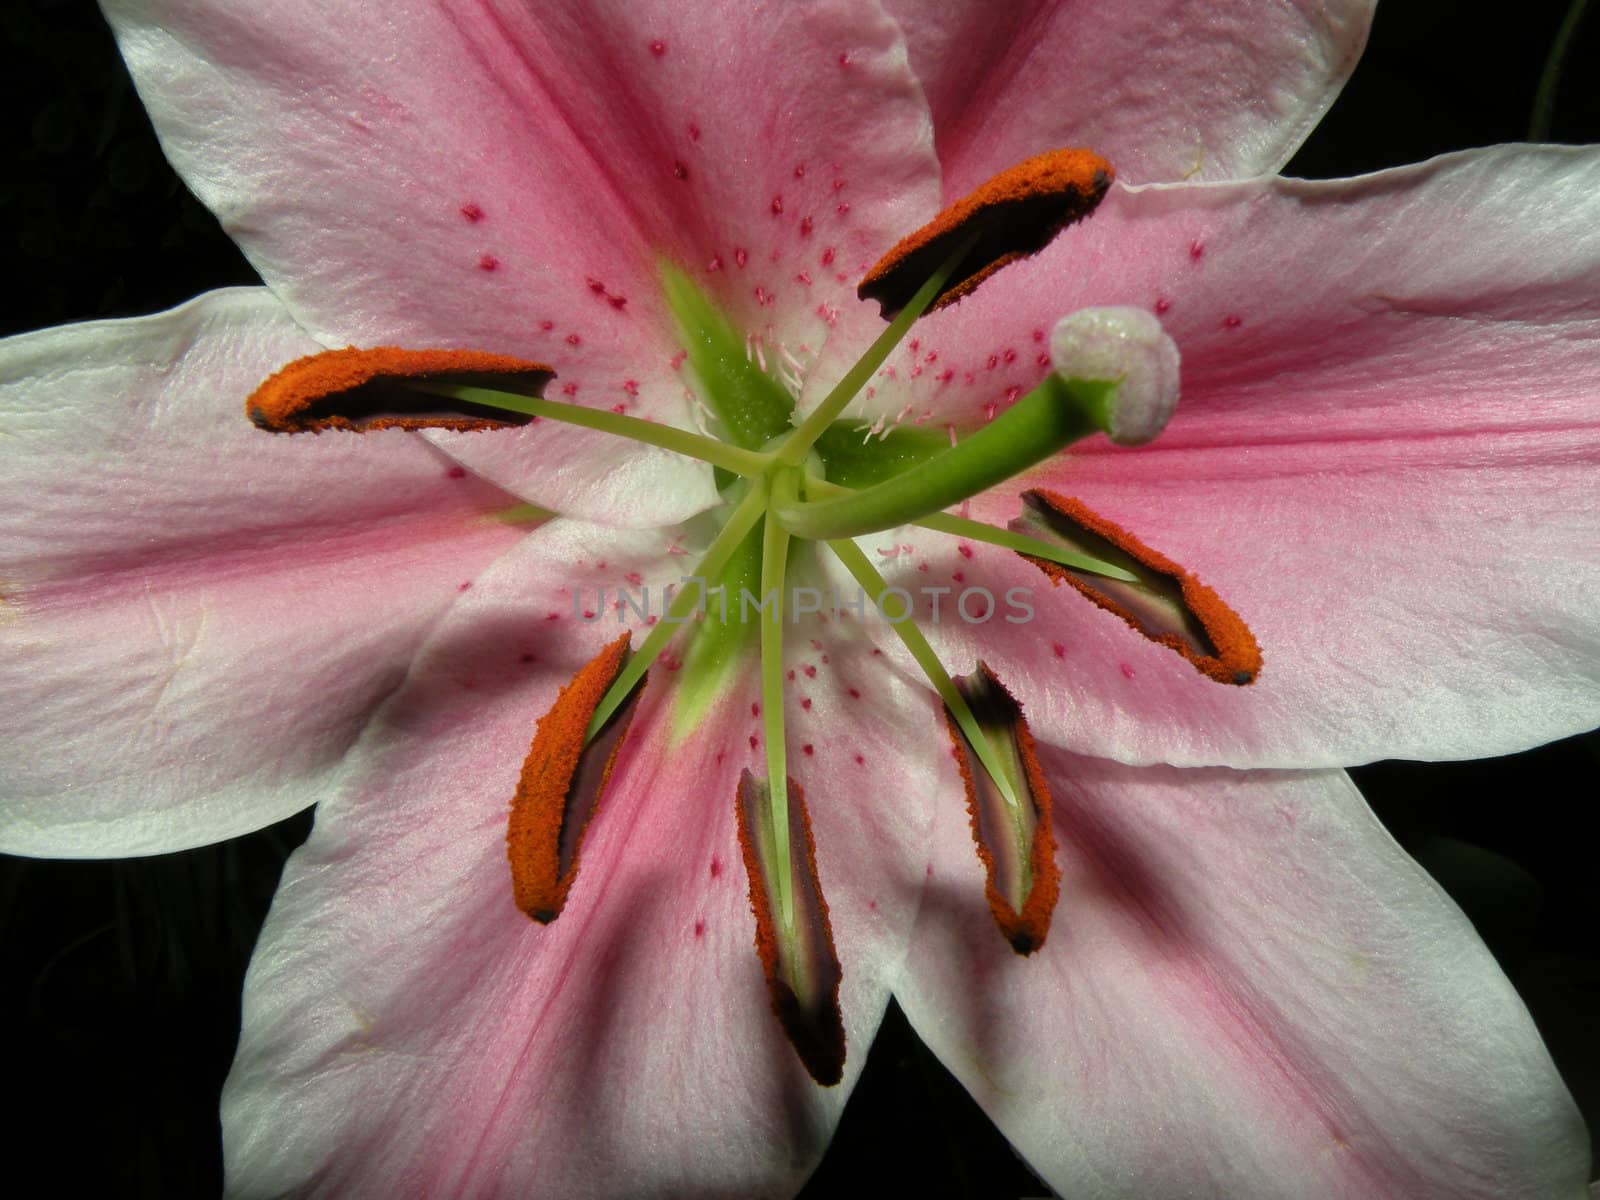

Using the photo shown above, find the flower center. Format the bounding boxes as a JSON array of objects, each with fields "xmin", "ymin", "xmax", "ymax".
[{"xmin": 243, "ymin": 148, "xmax": 1262, "ymax": 1088}]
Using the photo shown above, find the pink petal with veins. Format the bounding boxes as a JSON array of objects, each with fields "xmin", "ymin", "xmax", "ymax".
[
  {"xmin": 0, "ymin": 290, "xmax": 529, "ymax": 856},
  {"xmin": 104, "ymin": 0, "xmax": 941, "ymax": 518},
  {"xmin": 894, "ymin": 755, "xmax": 1589, "ymax": 1199},
  {"xmin": 884, "ymin": 0, "xmax": 1373, "ymax": 193}
]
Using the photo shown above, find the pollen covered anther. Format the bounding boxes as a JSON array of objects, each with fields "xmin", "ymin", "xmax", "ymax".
[
  {"xmin": 858, "ymin": 148, "xmax": 1113, "ymax": 319},
  {"xmin": 507, "ymin": 634, "xmax": 644, "ymax": 923},
  {"xmin": 1013, "ymin": 490, "xmax": 1262, "ymax": 685},
  {"xmin": 943, "ymin": 664, "xmax": 1060, "ymax": 955},
  {"xmin": 247, "ymin": 346, "xmax": 553, "ymax": 433},
  {"xmin": 735, "ymin": 770, "xmax": 846, "ymax": 1086}
]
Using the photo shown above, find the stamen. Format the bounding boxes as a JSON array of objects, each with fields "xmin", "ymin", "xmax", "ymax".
[
  {"xmin": 803, "ymin": 476, "xmax": 1138, "ymax": 582},
  {"xmin": 585, "ymin": 480, "xmax": 770, "ymax": 739},
  {"xmin": 410, "ymin": 381, "xmax": 773, "ymax": 475},
  {"xmin": 1013, "ymin": 490, "xmax": 1262, "ymax": 685},
  {"xmin": 825, "ymin": 537, "xmax": 1022, "ymax": 813},
  {"xmin": 858, "ymin": 148, "xmax": 1113, "ymax": 319},
  {"xmin": 507, "ymin": 634, "xmax": 644, "ymax": 922},
  {"xmin": 735, "ymin": 770, "xmax": 846, "ymax": 1086},
  {"xmin": 247, "ymin": 346, "xmax": 552, "ymax": 433},
  {"xmin": 778, "ymin": 231, "xmax": 977, "ymax": 466},
  {"xmin": 759, "ymin": 469, "xmax": 802, "ymax": 929},
  {"xmin": 943, "ymin": 665, "xmax": 1060, "ymax": 955}
]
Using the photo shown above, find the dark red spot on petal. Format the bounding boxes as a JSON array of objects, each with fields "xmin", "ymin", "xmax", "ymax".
[
  {"xmin": 447, "ymin": 465, "xmax": 467, "ymax": 479},
  {"xmin": 649, "ymin": 38, "xmax": 666, "ymax": 56},
  {"xmin": 459, "ymin": 202, "xmax": 484, "ymax": 222},
  {"xmin": 478, "ymin": 255, "xmax": 499, "ymax": 271}
]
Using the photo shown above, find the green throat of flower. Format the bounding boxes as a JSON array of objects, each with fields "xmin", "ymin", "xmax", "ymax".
[{"xmin": 245, "ymin": 148, "xmax": 1263, "ymax": 1088}]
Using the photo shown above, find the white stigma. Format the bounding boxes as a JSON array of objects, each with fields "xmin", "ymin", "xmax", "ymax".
[{"xmin": 1049, "ymin": 306, "xmax": 1180, "ymax": 446}]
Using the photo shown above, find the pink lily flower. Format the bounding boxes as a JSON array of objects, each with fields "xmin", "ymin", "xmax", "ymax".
[{"xmin": 1, "ymin": 1, "xmax": 1596, "ymax": 1197}]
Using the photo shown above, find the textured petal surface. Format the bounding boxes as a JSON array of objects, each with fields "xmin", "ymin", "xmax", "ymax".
[
  {"xmin": 223, "ymin": 520, "xmax": 952, "ymax": 1198},
  {"xmin": 895, "ymin": 756, "xmax": 1590, "ymax": 1200},
  {"xmin": 858, "ymin": 147, "xmax": 1600, "ymax": 767},
  {"xmin": 104, "ymin": 0, "xmax": 940, "ymax": 519},
  {"xmin": 0, "ymin": 290, "xmax": 527, "ymax": 856},
  {"xmin": 883, "ymin": 0, "xmax": 1374, "ymax": 195}
]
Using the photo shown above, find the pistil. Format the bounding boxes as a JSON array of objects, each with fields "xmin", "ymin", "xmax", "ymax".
[{"xmin": 778, "ymin": 374, "xmax": 1115, "ymax": 540}]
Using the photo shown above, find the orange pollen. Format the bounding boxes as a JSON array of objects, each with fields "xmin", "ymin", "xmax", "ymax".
[
  {"xmin": 734, "ymin": 771, "xmax": 846, "ymax": 1086},
  {"xmin": 942, "ymin": 665, "xmax": 1061, "ymax": 955},
  {"xmin": 1019, "ymin": 490, "xmax": 1262, "ymax": 686},
  {"xmin": 506, "ymin": 634, "xmax": 641, "ymax": 923},
  {"xmin": 246, "ymin": 345, "xmax": 553, "ymax": 433},
  {"xmin": 857, "ymin": 147, "xmax": 1113, "ymax": 319}
]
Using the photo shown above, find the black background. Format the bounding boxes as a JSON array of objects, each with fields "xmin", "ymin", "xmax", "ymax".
[{"xmin": 2, "ymin": 1, "xmax": 1597, "ymax": 1196}]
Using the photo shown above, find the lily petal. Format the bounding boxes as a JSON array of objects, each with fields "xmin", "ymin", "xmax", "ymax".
[
  {"xmin": 0, "ymin": 290, "xmax": 528, "ymax": 857},
  {"xmin": 104, "ymin": 0, "xmax": 941, "ymax": 519},
  {"xmin": 223, "ymin": 520, "xmax": 949, "ymax": 1196},
  {"xmin": 893, "ymin": 754, "xmax": 1590, "ymax": 1199},
  {"xmin": 882, "ymin": 0, "xmax": 1374, "ymax": 194},
  {"xmin": 880, "ymin": 147, "xmax": 1600, "ymax": 767}
]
